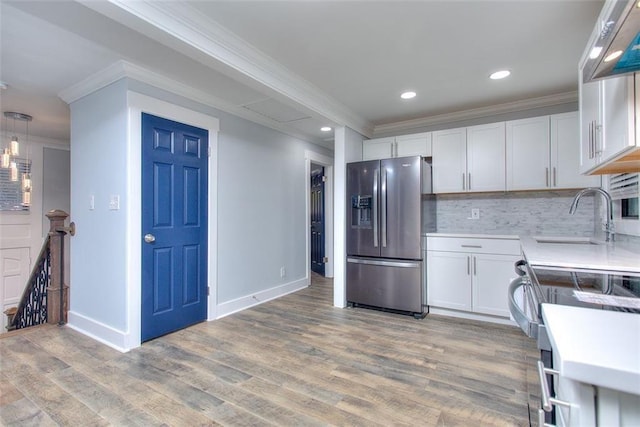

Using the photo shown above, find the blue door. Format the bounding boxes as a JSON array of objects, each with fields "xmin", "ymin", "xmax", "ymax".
[
  {"xmin": 310, "ymin": 164, "xmax": 325, "ymax": 276},
  {"xmin": 141, "ymin": 113, "xmax": 208, "ymax": 342}
]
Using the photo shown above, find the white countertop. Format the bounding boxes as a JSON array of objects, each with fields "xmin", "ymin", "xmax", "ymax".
[
  {"xmin": 520, "ymin": 235, "xmax": 640, "ymax": 275},
  {"xmin": 423, "ymin": 232, "xmax": 518, "ymax": 239},
  {"xmin": 541, "ymin": 304, "xmax": 640, "ymax": 395}
]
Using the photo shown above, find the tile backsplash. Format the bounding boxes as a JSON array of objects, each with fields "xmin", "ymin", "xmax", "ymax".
[{"xmin": 432, "ymin": 190, "xmax": 596, "ymax": 236}]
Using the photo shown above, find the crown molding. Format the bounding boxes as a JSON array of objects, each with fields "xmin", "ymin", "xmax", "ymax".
[
  {"xmin": 373, "ymin": 91, "xmax": 579, "ymax": 136},
  {"xmin": 77, "ymin": 0, "xmax": 373, "ymax": 138},
  {"xmin": 58, "ymin": 60, "xmax": 334, "ymax": 148}
]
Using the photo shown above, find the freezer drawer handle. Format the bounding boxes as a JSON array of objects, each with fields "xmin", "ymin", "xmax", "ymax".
[
  {"xmin": 347, "ymin": 258, "xmax": 420, "ymax": 268},
  {"xmin": 461, "ymin": 244, "xmax": 482, "ymax": 248}
]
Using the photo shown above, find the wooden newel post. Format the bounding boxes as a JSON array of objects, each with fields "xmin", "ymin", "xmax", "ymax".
[{"xmin": 47, "ymin": 209, "xmax": 69, "ymax": 325}]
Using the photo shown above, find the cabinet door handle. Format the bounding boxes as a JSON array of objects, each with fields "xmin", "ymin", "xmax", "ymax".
[
  {"xmin": 589, "ymin": 121, "xmax": 595, "ymax": 159},
  {"xmin": 545, "ymin": 167, "xmax": 549, "ymax": 187},
  {"xmin": 468, "ymin": 173, "xmax": 471, "ymax": 190},
  {"xmin": 553, "ymin": 167, "xmax": 557, "ymax": 187},
  {"xmin": 595, "ymin": 123, "xmax": 602, "ymax": 155},
  {"xmin": 473, "ymin": 256, "xmax": 477, "ymax": 276},
  {"xmin": 537, "ymin": 361, "xmax": 571, "ymax": 412},
  {"xmin": 462, "ymin": 173, "xmax": 466, "ymax": 190},
  {"xmin": 467, "ymin": 256, "xmax": 470, "ymax": 275}
]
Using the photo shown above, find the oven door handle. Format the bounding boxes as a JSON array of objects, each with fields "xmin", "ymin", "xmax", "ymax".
[{"xmin": 508, "ymin": 276, "xmax": 539, "ymax": 339}]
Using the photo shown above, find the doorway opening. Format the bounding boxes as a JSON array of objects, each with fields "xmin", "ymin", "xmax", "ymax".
[{"xmin": 305, "ymin": 151, "xmax": 333, "ymax": 281}]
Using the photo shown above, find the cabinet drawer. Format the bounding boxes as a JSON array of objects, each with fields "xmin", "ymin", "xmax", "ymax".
[{"xmin": 427, "ymin": 236, "xmax": 520, "ymax": 255}]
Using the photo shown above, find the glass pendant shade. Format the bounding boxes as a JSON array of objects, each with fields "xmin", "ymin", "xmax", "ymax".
[
  {"xmin": 9, "ymin": 161, "xmax": 18, "ymax": 181},
  {"xmin": 22, "ymin": 190, "xmax": 31, "ymax": 206},
  {"xmin": 10, "ymin": 137, "xmax": 18, "ymax": 156},
  {"xmin": 1, "ymin": 148, "xmax": 10, "ymax": 168},
  {"xmin": 22, "ymin": 173, "xmax": 31, "ymax": 192}
]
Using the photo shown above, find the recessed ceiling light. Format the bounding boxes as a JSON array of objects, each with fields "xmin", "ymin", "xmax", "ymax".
[
  {"xmin": 489, "ymin": 70, "xmax": 511, "ymax": 80},
  {"xmin": 400, "ymin": 91, "xmax": 416, "ymax": 100},
  {"xmin": 320, "ymin": 126, "xmax": 332, "ymax": 132},
  {"xmin": 603, "ymin": 50, "xmax": 623, "ymax": 62},
  {"xmin": 589, "ymin": 46, "xmax": 603, "ymax": 59}
]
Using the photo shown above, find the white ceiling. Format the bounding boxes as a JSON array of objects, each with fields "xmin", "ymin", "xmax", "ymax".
[{"xmin": 0, "ymin": 0, "xmax": 604, "ymax": 148}]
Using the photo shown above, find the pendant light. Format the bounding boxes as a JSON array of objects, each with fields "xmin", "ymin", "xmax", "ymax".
[{"xmin": 2, "ymin": 112, "xmax": 33, "ymax": 207}]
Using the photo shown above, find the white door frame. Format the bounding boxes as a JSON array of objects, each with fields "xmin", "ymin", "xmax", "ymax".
[
  {"xmin": 305, "ymin": 150, "xmax": 334, "ymax": 279},
  {"xmin": 126, "ymin": 91, "xmax": 219, "ymax": 351}
]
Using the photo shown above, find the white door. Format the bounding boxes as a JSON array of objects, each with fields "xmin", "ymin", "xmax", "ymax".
[
  {"xmin": 551, "ymin": 112, "xmax": 600, "ymax": 189},
  {"xmin": 1, "ymin": 248, "xmax": 30, "ymax": 332},
  {"xmin": 466, "ymin": 122, "xmax": 506, "ymax": 192},
  {"xmin": 427, "ymin": 251, "xmax": 471, "ymax": 311},
  {"xmin": 506, "ymin": 116, "xmax": 550, "ymax": 190},
  {"xmin": 432, "ymin": 128, "xmax": 466, "ymax": 193}
]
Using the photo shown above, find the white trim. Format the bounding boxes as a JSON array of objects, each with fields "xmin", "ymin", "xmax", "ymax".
[
  {"xmin": 428, "ymin": 307, "xmax": 516, "ymax": 327},
  {"xmin": 373, "ymin": 91, "xmax": 578, "ymax": 136},
  {"xmin": 59, "ymin": 60, "xmax": 337, "ymax": 146},
  {"xmin": 305, "ymin": 150, "xmax": 335, "ymax": 279},
  {"xmin": 77, "ymin": 1, "xmax": 372, "ymax": 138},
  {"xmin": 124, "ymin": 91, "xmax": 219, "ymax": 351},
  {"xmin": 215, "ymin": 278, "xmax": 308, "ymax": 319},
  {"xmin": 67, "ymin": 311, "xmax": 131, "ymax": 353}
]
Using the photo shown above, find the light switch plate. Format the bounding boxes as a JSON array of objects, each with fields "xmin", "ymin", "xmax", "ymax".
[
  {"xmin": 109, "ymin": 195, "xmax": 120, "ymax": 210},
  {"xmin": 471, "ymin": 208, "xmax": 480, "ymax": 219}
]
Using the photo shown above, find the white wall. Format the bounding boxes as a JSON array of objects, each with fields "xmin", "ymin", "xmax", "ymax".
[
  {"xmin": 69, "ymin": 79, "xmax": 129, "ymax": 334},
  {"xmin": 333, "ymin": 126, "xmax": 364, "ymax": 308},
  {"xmin": 67, "ymin": 77, "xmax": 333, "ymax": 350},
  {"xmin": 0, "ymin": 134, "xmax": 69, "ymax": 332}
]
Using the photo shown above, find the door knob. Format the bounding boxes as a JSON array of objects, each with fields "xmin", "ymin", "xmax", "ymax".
[{"xmin": 144, "ymin": 233, "xmax": 156, "ymax": 243}]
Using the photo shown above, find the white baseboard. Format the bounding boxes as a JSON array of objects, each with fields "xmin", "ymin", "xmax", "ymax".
[
  {"xmin": 428, "ymin": 307, "xmax": 516, "ymax": 327},
  {"xmin": 216, "ymin": 277, "xmax": 309, "ymax": 319},
  {"xmin": 67, "ymin": 311, "xmax": 132, "ymax": 353}
]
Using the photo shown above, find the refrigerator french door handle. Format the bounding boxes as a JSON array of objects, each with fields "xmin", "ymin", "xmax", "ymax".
[
  {"xmin": 373, "ymin": 168, "xmax": 379, "ymax": 248},
  {"xmin": 381, "ymin": 167, "xmax": 387, "ymax": 248}
]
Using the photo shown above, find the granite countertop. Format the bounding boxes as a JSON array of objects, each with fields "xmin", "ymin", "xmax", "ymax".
[
  {"xmin": 520, "ymin": 235, "xmax": 640, "ymax": 275},
  {"xmin": 542, "ymin": 304, "xmax": 640, "ymax": 395},
  {"xmin": 423, "ymin": 232, "xmax": 519, "ymax": 239}
]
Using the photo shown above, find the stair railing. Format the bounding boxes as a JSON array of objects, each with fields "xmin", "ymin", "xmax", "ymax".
[{"xmin": 8, "ymin": 210, "xmax": 74, "ymax": 331}]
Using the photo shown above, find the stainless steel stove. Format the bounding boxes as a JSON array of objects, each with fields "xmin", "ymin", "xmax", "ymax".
[{"xmin": 508, "ymin": 260, "xmax": 640, "ymax": 426}]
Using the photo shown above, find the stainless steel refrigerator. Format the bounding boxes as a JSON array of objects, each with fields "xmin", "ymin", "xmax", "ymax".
[{"xmin": 346, "ymin": 155, "xmax": 433, "ymax": 317}]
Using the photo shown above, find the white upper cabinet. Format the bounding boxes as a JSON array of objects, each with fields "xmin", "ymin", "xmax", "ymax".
[
  {"xmin": 395, "ymin": 132, "xmax": 432, "ymax": 157},
  {"xmin": 433, "ymin": 124, "xmax": 506, "ymax": 193},
  {"xmin": 551, "ymin": 112, "xmax": 600, "ymax": 189},
  {"xmin": 362, "ymin": 132, "xmax": 432, "ymax": 160},
  {"xmin": 506, "ymin": 116, "xmax": 551, "ymax": 190},
  {"xmin": 507, "ymin": 113, "xmax": 599, "ymax": 191},
  {"xmin": 362, "ymin": 137, "xmax": 395, "ymax": 160},
  {"xmin": 579, "ymin": 53, "xmax": 636, "ymax": 174},
  {"xmin": 600, "ymin": 76, "xmax": 636, "ymax": 164},
  {"xmin": 466, "ymin": 122, "xmax": 506, "ymax": 193},
  {"xmin": 432, "ymin": 127, "xmax": 467, "ymax": 193}
]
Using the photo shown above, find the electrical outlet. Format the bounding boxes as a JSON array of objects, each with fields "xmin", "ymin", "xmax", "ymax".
[
  {"xmin": 471, "ymin": 208, "xmax": 480, "ymax": 219},
  {"xmin": 280, "ymin": 267, "xmax": 286, "ymax": 278}
]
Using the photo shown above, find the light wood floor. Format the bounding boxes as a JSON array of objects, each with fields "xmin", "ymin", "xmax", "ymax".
[{"xmin": 1, "ymin": 274, "xmax": 533, "ymax": 426}]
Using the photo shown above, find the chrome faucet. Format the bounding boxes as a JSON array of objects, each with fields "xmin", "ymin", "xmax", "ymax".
[{"xmin": 569, "ymin": 187, "xmax": 614, "ymax": 242}]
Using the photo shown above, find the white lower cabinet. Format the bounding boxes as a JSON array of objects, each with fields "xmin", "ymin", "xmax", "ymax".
[
  {"xmin": 550, "ymin": 357, "xmax": 640, "ymax": 426},
  {"xmin": 426, "ymin": 236, "xmax": 520, "ymax": 321}
]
